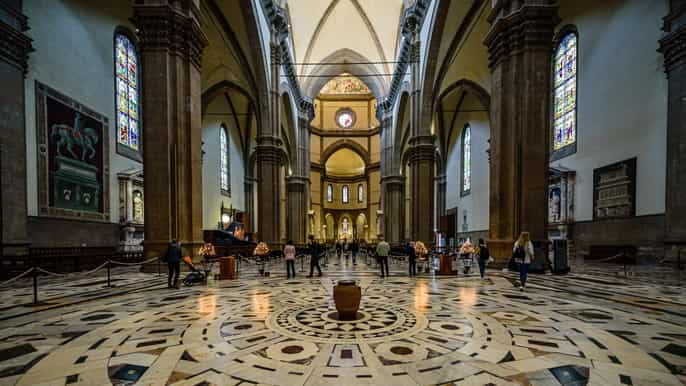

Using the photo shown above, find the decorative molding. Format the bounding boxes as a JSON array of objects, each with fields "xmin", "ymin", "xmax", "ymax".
[
  {"xmin": 132, "ymin": 3, "xmax": 209, "ymax": 70},
  {"xmin": 310, "ymin": 127, "xmax": 380, "ymax": 137},
  {"xmin": 376, "ymin": 0, "xmax": 431, "ymax": 119},
  {"xmin": 483, "ymin": 1, "xmax": 560, "ymax": 69}
]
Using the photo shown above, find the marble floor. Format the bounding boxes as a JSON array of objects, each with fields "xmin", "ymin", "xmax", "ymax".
[{"xmin": 0, "ymin": 257, "xmax": 685, "ymax": 385}]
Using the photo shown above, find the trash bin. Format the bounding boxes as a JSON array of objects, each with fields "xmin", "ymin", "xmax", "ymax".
[
  {"xmin": 552, "ymin": 239, "xmax": 569, "ymax": 274},
  {"xmin": 219, "ymin": 256, "xmax": 237, "ymax": 280}
]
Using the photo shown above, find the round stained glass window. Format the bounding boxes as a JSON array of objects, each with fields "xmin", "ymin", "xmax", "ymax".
[{"xmin": 336, "ymin": 108, "xmax": 356, "ymax": 129}]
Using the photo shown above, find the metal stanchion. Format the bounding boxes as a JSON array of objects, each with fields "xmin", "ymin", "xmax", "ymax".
[
  {"xmin": 106, "ymin": 260, "xmax": 111, "ymax": 287},
  {"xmin": 32, "ymin": 266, "xmax": 38, "ymax": 305}
]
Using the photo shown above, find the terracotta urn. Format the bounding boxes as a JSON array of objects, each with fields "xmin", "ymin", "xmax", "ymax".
[{"xmin": 333, "ymin": 280, "xmax": 361, "ymax": 321}]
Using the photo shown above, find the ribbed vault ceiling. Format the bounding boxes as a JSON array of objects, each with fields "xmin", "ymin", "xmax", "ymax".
[{"xmin": 285, "ymin": 0, "xmax": 406, "ymax": 78}]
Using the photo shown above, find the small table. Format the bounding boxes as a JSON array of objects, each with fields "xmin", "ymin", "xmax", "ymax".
[{"xmin": 438, "ymin": 254, "xmax": 456, "ymax": 275}]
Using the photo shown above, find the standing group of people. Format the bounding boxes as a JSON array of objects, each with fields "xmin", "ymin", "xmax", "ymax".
[{"xmin": 161, "ymin": 230, "xmax": 535, "ymax": 290}]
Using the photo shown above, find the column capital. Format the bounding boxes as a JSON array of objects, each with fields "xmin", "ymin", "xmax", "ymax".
[
  {"xmin": 483, "ymin": 1, "xmax": 559, "ymax": 69},
  {"xmin": 0, "ymin": 2, "xmax": 33, "ymax": 75},
  {"xmin": 133, "ymin": 2, "xmax": 209, "ymax": 70},
  {"xmin": 380, "ymin": 175, "xmax": 405, "ymax": 186}
]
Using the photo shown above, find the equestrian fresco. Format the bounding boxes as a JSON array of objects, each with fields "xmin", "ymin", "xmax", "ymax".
[{"xmin": 36, "ymin": 81, "xmax": 110, "ymax": 221}]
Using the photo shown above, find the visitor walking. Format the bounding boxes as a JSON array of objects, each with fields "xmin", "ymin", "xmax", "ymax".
[
  {"xmin": 513, "ymin": 232, "xmax": 534, "ymax": 290},
  {"xmin": 376, "ymin": 236, "xmax": 390, "ymax": 278},
  {"xmin": 342, "ymin": 237, "xmax": 349, "ymax": 262},
  {"xmin": 475, "ymin": 238, "xmax": 491, "ymax": 279},
  {"xmin": 164, "ymin": 239, "xmax": 182, "ymax": 289},
  {"xmin": 284, "ymin": 240, "xmax": 296, "ymax": 279},
  {"xmin": 307, "ymin": 235, "xmax": 323, "ymax": 277},
  {"xmin": 407, "ymin": 241, "xmax": 417, "ymax": 277},
  {"xmin": 351, "ymin": 239, "xmax": 359, "ymax": 266},
  {"xmin": 335, "ymin": 239, "xmax": 342, "ymax": 259}
]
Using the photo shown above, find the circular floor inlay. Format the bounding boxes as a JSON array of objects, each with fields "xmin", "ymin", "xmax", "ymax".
[
  {"xmin": 390, "ymin": 346, "xmax": 413, "ymax": 355},
  {"xmin": 282, "ymin": 345, "xmax": 304, "ymax": 354}
]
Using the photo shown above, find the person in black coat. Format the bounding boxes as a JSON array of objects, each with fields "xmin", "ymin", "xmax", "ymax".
[
  {"xmin": 307, "ymin": 235, "xmax": 323, "ymax": 277},
  {"xmin": 164, "ymin": 239, "xmax": 182, "ymax": 289},
  {"xmin": 407, "ymin": 241, "xmax": 417, "ymax": 277}
]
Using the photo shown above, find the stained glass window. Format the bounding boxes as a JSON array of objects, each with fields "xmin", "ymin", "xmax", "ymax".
[
  {"xmin": 358, "ymin": 184, "xmax": 363, "ymax": 202},
  {"xmin": 220, "ymin": 125, "xmax": 230, "ymax": 194},
  {"xmin": 462, "ymin": 125, "xmax": 471, "ymax": 194},
  {"xmin": 553, "ymin": 32, "xmax": 577, "ymax": 154},
  {"xmin": 115, "ymin": 34, "xmax": 140, "ymax": 151},
  {"xmin": 342, "ymin": 218, "xmax": 349, "ymax": 234},
  {"xmin": 342, "ymin": 185, "xmax": 349, "ymax": 203},
  {"xmin": 327, "ymin": 184, "xmax": 333, "ymax": 203}
]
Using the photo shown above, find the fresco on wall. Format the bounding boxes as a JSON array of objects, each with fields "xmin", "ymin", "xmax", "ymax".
[
  {"xmin": 320, "ymin": 73, "xmax": 371, "ymax": 94},
  {"xmin": 36, "ymin": 81, "xmax": 110, "ymax": 221}
]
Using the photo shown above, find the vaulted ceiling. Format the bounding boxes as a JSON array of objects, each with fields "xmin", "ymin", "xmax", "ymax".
[{"xmin": 284, "ymin": 0, "xmax": 407, "ymax": 78}]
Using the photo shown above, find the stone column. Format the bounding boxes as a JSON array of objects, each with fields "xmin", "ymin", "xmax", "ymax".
[
  {"xmin": 435, "ymin": 174, "xmax": 446, "ymax": 233},
  {"xmin": 407, "ymin": 29, "xmax": 436, "ymax": 243},
  {"xmin": 286, "ymin": 102, "xmax": 314, "ymax": 244},
  {"xmin": 483, "ymin": 0, "xmax": 559, "ymax": 261},
  {"xmin": 0, "ymin": 0, "xmax": 32, "ymax": 256},
  {"xmin": 256, "ymin": 19, "xmax": 286, "ymax": 244},
  {"xmin": 660, "ymin": 1, "xmax": 686, "ymax": 253},
  {"xmin": 133, "ymin": 1, "xmax": 208, "ymax": 260},
  {"xmin": 382, "ymin": 175, "xmax": 405, "ymax": 244},
  {"xmin": 244, "ymin": 176, "xmax": 256, "ymax": 232}
]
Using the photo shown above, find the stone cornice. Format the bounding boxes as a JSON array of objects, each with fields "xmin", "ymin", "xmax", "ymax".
[
  {"xmin": 0, "ymin": 3, "xmax": 33, "ymax": 75},
  {"xmin": 133, "ymin": 4, "xmax": 209, "ymax": 70},
  {"xmin": 483, "ymin": 2, "xmax": 559, "ymax": 69},
  {"xmin": 310, "ymin": 127, "xmax": 380, "ymax": 137}
]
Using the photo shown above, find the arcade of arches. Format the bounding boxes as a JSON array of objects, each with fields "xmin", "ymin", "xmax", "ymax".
[{"xmin": 1, "ymin": 0, "xmax": 686, "ymax": 385}]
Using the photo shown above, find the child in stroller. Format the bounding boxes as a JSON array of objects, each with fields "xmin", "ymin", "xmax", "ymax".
[{"xmin": 182, "ymin": 256, "xmax": 208, "ymax": 286}]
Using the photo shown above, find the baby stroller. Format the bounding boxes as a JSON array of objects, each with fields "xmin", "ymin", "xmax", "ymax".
[{"xmin": 182, "ymin": 256, "xmax": 206, "ymax": 286}]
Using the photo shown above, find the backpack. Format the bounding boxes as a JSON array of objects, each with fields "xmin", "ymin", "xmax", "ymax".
[
  {"xmin": 479, "ymin": 245, "xmax": 490, "ymax": 260},
  {"xmin": 513, "ymin": 245, "xmax": 525, "ymax": 262}
]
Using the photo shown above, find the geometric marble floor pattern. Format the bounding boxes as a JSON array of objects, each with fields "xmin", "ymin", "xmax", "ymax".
[{"xmin": 0, "ymin": 262, "xmax": 685, "ymax": 385}]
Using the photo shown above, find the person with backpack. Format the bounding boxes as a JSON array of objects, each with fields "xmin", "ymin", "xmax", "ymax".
[
  {"xmin": 513, "ymin": 232, "xmax": 534, "ymax": 290},
  {"xmin": 475, "ymin": 238, "xmax": 491, "ymax": 279},
  {"xmin": 164, "ymin": 239, "xmax": 182, "ymax": 289},
  {"xmin": 284, "ymin": 240, "xmax": 296, "ymax": 279}
]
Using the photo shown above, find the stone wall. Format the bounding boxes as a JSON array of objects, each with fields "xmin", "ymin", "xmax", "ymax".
[
  {"xmin": 573, "ymin": 214, "xmax": 665, "ymax": 261},
  {"xmin": 28, "ymin": 217, "xmax": 119, "ymax": 248}
]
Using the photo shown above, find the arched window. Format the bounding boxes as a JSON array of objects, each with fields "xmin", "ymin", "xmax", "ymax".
[
  {"xmin": 327, "ymin": 184, "xmax": 333, "ymax": 203},
  {"xmin": 552, "ymin": 31, "xmax": 578, "ymax": 160},
  {"xmin": 357, "ymin": 184, "xmax": 364, "ymax": 202},
  {"xmin": 342, "ymin": 218, "xmax": 349, "ymax": 234},
  {"xmin": 461, "ymin": 125, "xmax": 471, "ymax": 195},
  {"xmin": 220, "ymin": 125, "xmax": 230, "ymax": 195},
  {"xmin": 115, "ymin": 32, "xmax": 140, "ymax": 157},
  {"xmin": 342, "ymin": 185, "xmax": 349, "ymax": 203}
]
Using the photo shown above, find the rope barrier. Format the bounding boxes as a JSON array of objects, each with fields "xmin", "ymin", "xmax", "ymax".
[
  {"xmin": 108, "ymin": 257, "xmax": 159, "ymax": 266},
  {"xmin": 0, "ymin": 268, "xmax": 35, "ymax": 287}
]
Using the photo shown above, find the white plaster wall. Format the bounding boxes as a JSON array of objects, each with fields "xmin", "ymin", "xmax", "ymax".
[
  {"xmin": 24, "ymin": 0, "xmax": 140, "ymax": 222},
  {"xmin": 552, "ymin": 0, "xmax": 668, "ymax": 220},
  {"xmin": 202, "ymin": 97, "xmax": 246, "ymax": 230},
  {"xmin": 445, "ymin": 112, "xmax": 490, "ymax": 233}
]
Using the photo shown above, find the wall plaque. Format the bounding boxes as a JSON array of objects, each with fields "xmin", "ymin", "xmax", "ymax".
[{"xmin": 593, "ymin": 158, "xmax": 636, "ymax": 220}]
